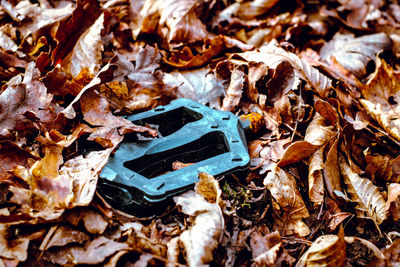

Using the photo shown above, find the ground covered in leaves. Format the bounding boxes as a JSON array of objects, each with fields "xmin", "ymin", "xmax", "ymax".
[{"xmin": 1, "ymin": 0, "xmax": 400, "ymax": 266}]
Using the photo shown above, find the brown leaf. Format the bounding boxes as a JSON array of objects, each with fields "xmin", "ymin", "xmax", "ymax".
[
  {"xmin": 0, "ymin": 62, "xmax": 50, "ymax": 137},
  {"xmin": 237, "ymin": 40, "xmax": 332, "ymax": 98},
  {"xmin": 170, "ymin": 190, "xmax": 224, "ymax": 266},
  {"xmin": 82, "ymin": 209, "xmax": 108, "ymax": 235},
  {"xmin": 39, "ymin": 225, "xmax": 89, "ymax": 251},
  {"xmin": 51, "ymin": 0, "xmax": 102, "ymax": 65},
  {"xmin": 277, "ymin": 141, "xmax": 319, "ymax": 167},
  {"xmin": 324, "ymin": 134, "xmax": 342, "ymax": 199},
  {"xmin": 360, "ymin": 58, "xmax": 400, "ymax": 141},
  {"xmin": 43, "ymin": 237, "xmax": 129, "ymax": 265},
  {"xmin": 67, "ymin": 12, "xmax": 105, "ymax": 76},
  {"xmin": 386, "ymin": 183, "xmax": 400, "ymax": 221},
  {"xmin": 0, "ymin": 141, "xmax": 37, "ymax": 184},
  {"xmin": 296, "ymin": 227, "xmax": 346, "ymax": 267},
  {"xmin": 308, "ymin": 147, "xmax": 325, "ymax": 205},
  {"xmin": 264, "ymin": 164, "xmax": 310, "ymax": 236},
  {"xmin": 221, "ymin": 65, "xmax": 246, "ymax": 112},
  {"xmin": 237, "ymin": 0, "xmax": 280, "ymax": 20},
  {"xmin": 250, "ymin": 230, "xmax": 295, "ymax": 267},
  {"xmin": 320, "ymin": 33, "xmax": 391, "ymax": 79},
  {"xmin": 339, "ymin": 155, "xmax": 388, "ymax": 228},
  {"xmin": 247, "ymin": 61, "xmax": 268, "ymax": 103},
  {"xmin": 264, "ymin": 60, "xmax": 295, "ymax": 107},
  {"xmin": 164, "ymin": 35, "xmax": 225, "ymax": 69},
  {"xmin": 2, "ymin": 0, "xmax": 74, "ymax": 36},
  {"xmin": 162, "ymin": 67, "xmax": 225, "ymax": 109},
  {"xmin": 138, "ymin": 0, "xmax": 209, "ymax": 44}
]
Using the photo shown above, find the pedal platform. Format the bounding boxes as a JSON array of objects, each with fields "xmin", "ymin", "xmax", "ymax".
[{"xmin": 97, "ymin": 98, "xmax": 250, "ymax": 215}]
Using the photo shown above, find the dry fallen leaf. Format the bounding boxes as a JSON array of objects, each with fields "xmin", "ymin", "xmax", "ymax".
[
  {"xmin": 163, "ymin": 67, "xmax": 225, "ymax": 109},
  {"xmin": 360, "ymin": 58, "xmax": 400, "ymax": 142},
  {"xmin": 169, "ymin": 173, "xmax": 224, "ymax": 266},
  {"xmin": 296, "ymin": 227, "xmax": 346, "ymax": 267},
  {"xmin": 264, "ymin": 164, "xmax": 310, "ymax": 236},
  {"xmin": 237, "ymin": 40, "xmax": 332, "ymax": 97},
  {"xmin": 221, "ymin": 65, "xmax": 246, "ymax": 112},
  {"xmin": 339, "ymin": 154, "xmax": 388, "ymax": 230},
  {"xmin": 320, "ymin": 33, "xmax": 391, "ymax": 79}
]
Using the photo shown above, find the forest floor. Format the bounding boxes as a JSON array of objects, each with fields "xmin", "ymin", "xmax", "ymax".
[{"xmin": 1, "ymin": 0, "xmax": 400, "ymax": 266}]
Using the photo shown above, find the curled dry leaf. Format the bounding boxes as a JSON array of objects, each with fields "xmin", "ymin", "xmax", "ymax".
[
  {"xmin": 320, "ymin": 32, "xmax": 391, "ymax": 79},
  {"xmin": 163, "ymin": 67, "xmax": 225, "ymax": 109},
  {"xmin": 264, "ymin": 164, "xmax": 310, "ymax": 236},
  {"xmin": 237, "ymin": 0, "xmax": 280, "ymax": 20},
  {"xmin": 221, "ymin": 65, "xmax": 246, "ymax": 112},
  {"xmin": 296, "ymin": 227, "xmax": 346, "ymax": 267},
  {"xmin": 51, "ymin": 0, "xmax": 102, "ymax": 65},
  {"xmin": 277, "ymin": 141, "xmax": 319, "ymax": 167},
  {"xmin": 135, "ymin": 0, "xmax": 209, "ymax": 45},
  {"xmin": 360, "ymin": 58, "xmax": 400, "ymax": 142},
  {"xmin": 386, "ymin": 183, "xmax": 400, "ymax": 221},
  {"xmin": 68, "ymin": 12, "xmax": 105, "ymax": 76},
  {"xmin": 195, "ymin": 172, "xmax": 222, "ymax": 204},
  {"xmin": 304, "ymin": 112, "xmax": 336, "ymax": 203},
  {"xmin": 339, "ymin": 155, "xmax": 388, "ymax": 229},
  {"xmin": 164, "ymin": 35, "xmax": 225, "ymax": 69},
  {"xmin": 237, "ymin": 40, "xmax": 332, "ymax": 98},
  {"xmin": 170, "ymin": 174, "xmax": 224, "ymax": 267},
  {"xmin": 80, "ymin": 90, "xmax": 157, "ymax": 147},
  {"xmin": 0, "ymin": 62, "xmax": 50, "ymax": 137}
]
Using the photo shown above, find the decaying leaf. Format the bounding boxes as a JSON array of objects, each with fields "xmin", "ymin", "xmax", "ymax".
[
  {"xmin": 360, "ymin": 58, "xmax": 400, "ymax": 142},
  {"xmin": 320, "ymin": 32, "xmax": 391, "ymax": 79},
  {"xmin": 221, "ymin": 65, "xmax": 246, "ymax": 112},
  {"xmin": 339, "ymin": 155, "xmax": 388, "ymax": 229},
  {"xmin": 264, "ymin": 164, "xmax": 310, "ymax": 236},
  {"xmin": 296, "ymin": 227, "xmax": 346, "ymax": 267}
]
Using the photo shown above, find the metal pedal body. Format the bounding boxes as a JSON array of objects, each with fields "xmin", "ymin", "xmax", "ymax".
[{"xmin": 97, "ymin": 98, "xmax": 250, "ymax": 214}]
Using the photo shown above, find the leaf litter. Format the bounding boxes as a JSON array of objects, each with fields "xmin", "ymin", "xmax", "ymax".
[{"xmin": 0, "ymin": 0, "xmax": 400, "ymax": 266}]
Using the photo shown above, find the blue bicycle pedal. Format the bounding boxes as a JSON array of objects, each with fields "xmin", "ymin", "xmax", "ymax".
[{"xmin": 97, "ymin": 98, "xmax": 251, "ymax": 215}]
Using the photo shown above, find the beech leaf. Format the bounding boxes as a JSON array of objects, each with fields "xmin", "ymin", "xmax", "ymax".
[
  {"xmin": 339, "ymin": 155, "xmax": 388, "ymax": 228},
  {"xmin": 237, "ymin": 40, "xmax": 332, "ymax": 97},
  {"xmin": 360, "ymin": 58, "xmax": 400, "ymax": 142}
]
